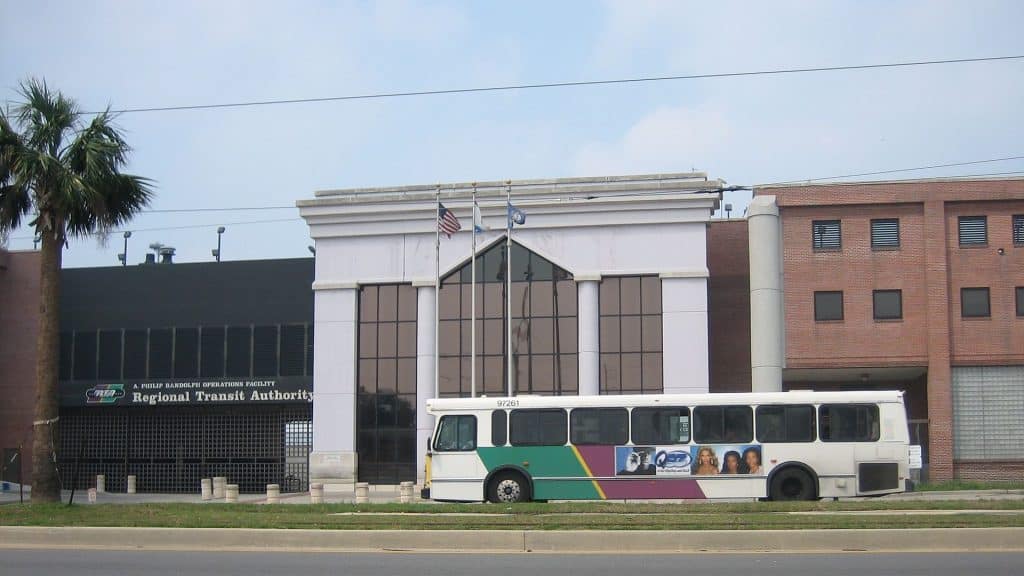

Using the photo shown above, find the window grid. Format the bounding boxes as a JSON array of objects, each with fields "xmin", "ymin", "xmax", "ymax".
[
  {"xmin": 961, "ymin": 287, "xmax": 991, "ymax": 318},
  {"xmin": 958, "ymin": 215, "xmax": 988, "ymax": 246},
  {"xmin": 1014, "ymin": 215, "xmax": 1024, "ymax": 246},
  {"xmin": 599, "ymin": 276, "xmax": 663, "ymax": 395},
  {"xmin": 812, "ymin": 220, "xmax": 842, "ymax": 251},
  {"xmin": 814, "ymin": 291, "xmax": 844, "ymax": 322},
  {"xmin": 873, "ymin": 289, "xmax": 903, "ymax": 320},
  {"xmin": 870, "ymin": 218, "xmax": 900, "ymax": 250}
]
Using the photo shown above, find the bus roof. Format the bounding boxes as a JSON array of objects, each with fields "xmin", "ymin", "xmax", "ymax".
[{"xmin": 426, "ymin": 390, "xmax": 905, "ymax": 413}]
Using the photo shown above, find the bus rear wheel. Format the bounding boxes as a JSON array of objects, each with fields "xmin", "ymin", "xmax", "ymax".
[
  {"xmin": 769, "ymin": 467, "xmax": 817, "ymax": 501},
  {"xmin": 487, "ymin": 471, "xmax": 530, "ymax": 504}
]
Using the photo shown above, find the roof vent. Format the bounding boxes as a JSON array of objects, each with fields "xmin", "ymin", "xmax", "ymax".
[{"xmin": 159, "ymin": 247, "xmax": 176, "ymax": 264}]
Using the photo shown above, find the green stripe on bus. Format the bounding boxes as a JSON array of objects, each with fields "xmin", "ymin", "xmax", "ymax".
[{"xmin": 477, "ymin": 447, "xmax": 602, "ymax": 500}]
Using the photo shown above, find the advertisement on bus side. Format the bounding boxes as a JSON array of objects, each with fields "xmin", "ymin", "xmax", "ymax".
[{"xmin": 615, "ymin": 445, "xmax": 764, "ymax": 476}]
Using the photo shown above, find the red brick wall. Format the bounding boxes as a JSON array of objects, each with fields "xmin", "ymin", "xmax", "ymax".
[
  {"xmin": 778, "ymin": 203, "xmax": 929, "ymax": 368},
  {"xmin": 953, "ymin": 461, "xmax": 1024, "ymax": 481},
  {"xmin": 944, "ymin": 200, "xmax": 1024, "ymax": 365},
  {"xmin": 0, "ymin": 249, "xmax": 40, "ymax": 485},
  {"xmin": 707, "ymin": 220, "xmax": 752, "ymax": 393}
]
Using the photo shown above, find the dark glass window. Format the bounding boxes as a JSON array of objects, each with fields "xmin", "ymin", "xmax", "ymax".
[
  {"xmin": 438, "ymin": 240, "xmax": 577, "ymax": 397},
  {"xmin": 812, "ymin": 220, "xmax": 841, "ymax": 250},
  {"xmin": 252, "ymin": 325, "xmax": 279, "ymax": 377},
  {"xmin": 148, "ymin": 328, "xmax": 172, "ymax": 379},
  {"xmin": 600, "ymin": 276, "xmax": 662, "ymax": 394},
  {"xmin": 1014, "ymin": 215, "xmax": 1024, "ymax": 246},
  {"xmin": 225, "ymin": 326, "xmax": 252, "ymax": 378},
  {"xmin": 870, "ymin": 218, "xmax": 900, "ymax": 249},
  {"xmin": 173, "ymin": 327, "xmax": 199, "ymax": 379},
  {"xmin": 358, "ymin": 284, "xmax": 417, "ymax": 484},
  {"xmin": 433, "ymin": 415, "xmax": 477, "ymax": 452},
  {"xmin": 873, "ymin": 290, "xmax": 903, "ymax": 320},
  {"xmin": 491, "ymin": 410, "xmax": 507, "ymax": 446},
  {"xmin": 510, "ymin": 409, "xmax": 567, "ymax": 446},
  {"xmin": 693, "ymin": 405, "xmax": 753, "ymax": 444},
  {"xmin": 819, "ymin": 404, "xmax": 880, "ymax": 442},
  {"xmin": 279, "ymin": 324, "xmax": 306, "ymax": 377},
  {"xmin": 1017, "ymin": 287, "xmax": 1024, "ymax": 317},
  {"xmin": 72, "ymin": 331, "xmax": 97, "ymax": 381},
  {"xmin": 97, "ymin": 329, "xmax": 122, "ymax": 380},
  {"xmin": 200, "ymin": 326, "xmax": 225, "ymax": 378},
  {"xmin": 631, "ymin": 407, "xmax": 690, "ymax": 445},
  {"xmin": 756, "ymin": 405, "xmax": 816, "ymax": 442},
  {"xmin": 123, "ymin": 330, "xmax": 147, "ymax": 380},
  {"xmin": 570, "ymin": 408, "xmax": 628, "ymax": 445},
  {"xmin": 59, "ymin": 332, "xmax": 73, "ymax": 381},
  {"xmin": 958, "ymin": 215, "xmax": 987, "ymax": 246},
  {"xmin": 814, "ymin": 291, "xmax": 844, "ymax": 321},
  {"xmin": 961, "ymin": 287, "xmax": 991, "ymax": 318}
]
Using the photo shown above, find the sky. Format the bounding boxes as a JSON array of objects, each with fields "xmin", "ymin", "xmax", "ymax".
[{"xmin": 2, "ymin": 0, "xmax": 1023, "ymax": 268}]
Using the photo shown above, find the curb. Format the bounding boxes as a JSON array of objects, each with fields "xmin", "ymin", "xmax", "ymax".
[{"xmin": 1, "ymin": 527, "xmax": 1022, "ymax": 553}]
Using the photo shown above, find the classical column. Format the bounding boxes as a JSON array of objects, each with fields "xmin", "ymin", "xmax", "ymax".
[
  {"xmin": 576, "ymin": 276, "xmax": 601, "ymax": 396},
  {"xmin": 309, "ymin": 284, "xmax": 359, "ymax": 490},
  {"xmin": 414, "ymin": 282, "xmax": 436, "ymax": 484},
  {"xmin": 661, "ymin": 274, "xmax": 710, "ymax": 394},
  {"xmin": 748, "ymin": 195, "xmax": 784, "ymax": 392}
]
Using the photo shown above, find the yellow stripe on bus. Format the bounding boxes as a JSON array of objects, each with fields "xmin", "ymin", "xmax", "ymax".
[{"xmin": 570, "ymin": 445, "xmax": 606, "ymax": 500}]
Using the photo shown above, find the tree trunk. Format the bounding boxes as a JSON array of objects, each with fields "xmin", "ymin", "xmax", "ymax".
[{"xmin": 30, "ymin": 228, "xmax": 63, "ymax": 503}]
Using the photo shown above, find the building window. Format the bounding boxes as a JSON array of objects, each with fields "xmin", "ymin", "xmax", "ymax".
[
  {"xmin": 1016, "ymin": 287, "xmax": 1023, "ymax": 317},
  {"xmin": 1014, "ymin": 215, "xmax": 1024, "ymax": 246},
  {"xmin": 72, "ymin": 330, "xmax": 98, "ymax": 381},
  {"xmin": 148, "ymin": 328, "xmax": 172, "ymax": 379},
  {"xmin": 252, "ymin": 325, "xmax": 279, "ymax": 377},
  {"xmin": 961, "ymin": 287, "xmax": 991, "ymax": 318},
  {"xmin": 438, "ymin": 240, "xmax": 578, "ymax": 397},
  {"xmin": 279, "ymin": 324, "xmax": 307, "ymax": 377},
  {"xmin": 870, "ymin": 219, "xmax": 900, "ymax": 250},
  {"xmin": 873, "ymin": 290, "xmax": 903, "ymax": 320},
  {"xmin": 812, "ymin": 220, "xmax": 841, "ymax": 251},
  {"xmin": 225, "ymin": 326, "xmax": 252, "ymax": 378},
  {"xmin": 958, "ymin": 215, "xmax": 987, "ymax": 246},
  {"xmin": 123, "ymin": 329, "xmax": 147, "ymax": 379},
  {"xmin": 357, "ymin": 284, "xmax": 418, "ymax": 483},
  {"xmin": 173, "ymin": 327, "xmax": 199, "ymax": 379},
  {"xmin": 600, "ymin": 276, "xmax": 662, "ymax": 394},
  {"xmin": 814, "ymin": 291, "xmax": 844, "ymax": 321},
  {"xmin": 97, "ymin": 329, "xmax": 122, "ymax": 380},
  {"xmin": 200, "ymin": 326, "xmax": 225, "ymax": 378}
]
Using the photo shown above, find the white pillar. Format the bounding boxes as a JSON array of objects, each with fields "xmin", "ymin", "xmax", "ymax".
[
  {"xmin": 415, "ymin": 282, "xmax": 436, "ymax": 485},
  {"xmin": 577, "ymin": 277, "xmax": 601, "ymax": 396},
  {"xmin": 748, "ymin": 196, "xmax": 784, "ymax": 392},
  {"xmin": 309, "ymin": 285, "xmax": 359, "ymax": 489},
  {"xmin": 661, "ymin": 274, "xmax": 710, "ymax": 394}
]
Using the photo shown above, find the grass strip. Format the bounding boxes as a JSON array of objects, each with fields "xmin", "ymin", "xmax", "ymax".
[{"xmin": 2, "ymin": 501, "xmax": 1023, "ymax": 531}]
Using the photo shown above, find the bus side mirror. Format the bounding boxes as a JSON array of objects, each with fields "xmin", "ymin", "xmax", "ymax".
[{"xmin": 426, "ymin": 436, "xmax": 432, "ymax": 453}]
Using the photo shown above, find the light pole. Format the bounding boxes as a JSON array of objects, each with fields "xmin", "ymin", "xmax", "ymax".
[
  {"xmin": 117, "ymin": 231, "xmax": 132, "ymax": 266},
  {"xmin": 212, "ymin": 226, "xmax": 225, "ymax": 262}
]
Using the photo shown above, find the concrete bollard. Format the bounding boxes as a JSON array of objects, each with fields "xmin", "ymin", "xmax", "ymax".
[
  {"xmin": 355, "ymin": 482, "xmax": 369, "ymax": 504},
  {"xmin": 127, "ymin": 475, "xmax": 137, "ymax": 494},
  {"xmin": 399, "ymin": 481, "xmax": 413, "ymax": 504},
  {"xmin": 309, "ymin": 482, "xmax": 324, "ymax": 504},
  {"xmin": 225, "ymin": 484, "xmax": 239, "ymax": 503},
  {"xmin": 201, "ymin": 478, "xmax": 213, "ymax": 501},
  {"xmin": 213, "ymin": 476, "xmax": 227, "ymax": 499},
  {"xmin": 266, "ymin": 483, "xmax": 280, "ymax": 504},
  {"xmin": 95, "ymin": 475, "xmax": 105, "ymax": 493},
  {"xmin": 87, "ymin": 488, "xmax": 97, "ymax": 503}
]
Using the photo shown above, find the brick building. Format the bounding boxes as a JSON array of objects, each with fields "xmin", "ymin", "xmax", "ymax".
[
  {"xmin": 748, "ymin": 178, "xmax": 1024, "ymax": 481},
  {"xmin": 0, "ymin": 248, "xmax": 41, "ymax": 486}
]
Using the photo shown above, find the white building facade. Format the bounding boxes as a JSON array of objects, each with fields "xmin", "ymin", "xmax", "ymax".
[{"xmin": 298, "ymin": 173, "xmax": 721, "ymax": 487}]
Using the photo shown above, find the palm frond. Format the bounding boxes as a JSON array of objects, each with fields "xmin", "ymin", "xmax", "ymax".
[
  {"xmin": 15, "ymin": 78, "xmax": 80, "ymax": 158},
  {"xmin": 0, "ymin": 111, "xmax": 34, "ymax": 233}
]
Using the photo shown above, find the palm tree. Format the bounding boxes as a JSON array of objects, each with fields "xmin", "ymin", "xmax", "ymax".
[{"xmin": 0, "ymin": 79, "xmax": 153, "ymax": 503}]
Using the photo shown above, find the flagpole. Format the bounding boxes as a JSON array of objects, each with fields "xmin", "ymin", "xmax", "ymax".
[
  {"xmin": 470, "ymin": 183, "xmax": 478, "ymax": 399},
  {"xmin": 505, "ymin": 181, "xmax": 513, "ymax": 398},
  {"xmin": 434, "ymin": 185, "xmax": 441, "ymax": 400}
]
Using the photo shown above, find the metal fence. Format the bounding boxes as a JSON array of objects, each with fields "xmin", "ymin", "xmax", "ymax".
[{"xmin": 58, "ymin": 404, "xmax": 311, "ymax": 494}]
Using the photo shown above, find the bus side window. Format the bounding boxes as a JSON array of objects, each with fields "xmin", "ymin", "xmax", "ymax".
[
  {"xmin": 694, "ymin": 406, "xmax": 752, "ymax": 444},
  {"xmin": 819, "ymin": 404, "xmax": 880, "ymax": 442},
  {"xmin": 631, "ymin": 407, "xmax": 690, "ymax": 445},
  {"xmin": 434, "ymin": 415, "xmax": 477, "ymax": 452},
  {"xmin": 756, "ymin": 405, "xmax": 815, "ymax": 443},
  {"xmin": 492, "ymin": 410, "xmax": 507, "ymax": 446},
  {"xmin": 510, "ymin": 409, "xmax": 568, "ymax": 446}
]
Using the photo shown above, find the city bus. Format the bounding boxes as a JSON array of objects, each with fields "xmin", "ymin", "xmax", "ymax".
[{"xmin": 422, "ymin": 391, "xmax": 909, "ymax": 502}]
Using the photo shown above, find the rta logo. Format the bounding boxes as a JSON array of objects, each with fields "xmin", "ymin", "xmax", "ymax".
[{"xmin": 85, "ymin": 384, "xmax": 125, "ymax": 404}]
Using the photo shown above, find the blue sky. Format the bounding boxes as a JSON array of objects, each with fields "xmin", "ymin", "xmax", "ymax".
[{"xmin": 2, "ymin": 0, "xmax": 1023, "ymax": 267}]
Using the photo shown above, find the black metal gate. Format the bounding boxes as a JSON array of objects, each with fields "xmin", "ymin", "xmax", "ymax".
[{"xmin": 58, "ymin": 404, "xmax": 311, "ymax": 493}]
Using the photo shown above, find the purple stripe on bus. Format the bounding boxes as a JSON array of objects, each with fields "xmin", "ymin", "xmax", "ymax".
[
  {"xmin": 575, "ymin": 445, "xmax": 616, "ymax": 477},
  {"xmin": 597, "ymin": 478, "xmax": 707, "ymax": 500}
]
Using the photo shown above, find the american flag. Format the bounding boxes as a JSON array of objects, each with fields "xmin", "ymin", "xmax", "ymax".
[{"xmin": 438, "ymin": 203, "xmax": 462, "ymax": 238}]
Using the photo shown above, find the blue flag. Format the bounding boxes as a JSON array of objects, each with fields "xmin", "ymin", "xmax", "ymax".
[{"xmin": 507, "ymin": 204, "xmax": 526, "ymax": 227}]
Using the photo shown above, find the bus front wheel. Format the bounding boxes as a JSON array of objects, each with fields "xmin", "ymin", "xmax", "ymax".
[
  {"xmin": 487, "ymin": 471, "xmax": 530, "ymax": 504},
  {"xmin": 768, "ymin": 467, "xmax": 817, "ymax": 501}
]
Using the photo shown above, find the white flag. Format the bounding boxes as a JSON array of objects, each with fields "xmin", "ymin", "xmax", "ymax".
[{"xmin": 473, "ymin": 203, "xmax": 488, "ymax": 233}]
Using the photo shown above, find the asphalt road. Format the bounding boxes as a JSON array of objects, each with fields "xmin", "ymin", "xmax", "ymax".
[{"xmin": 1, "ymin": 550, "xmax": 1021, "ymax": 576}]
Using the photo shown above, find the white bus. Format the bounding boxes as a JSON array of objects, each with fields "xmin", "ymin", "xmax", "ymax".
[{"xmin": 423, "ymin": 391, "xmax": 910, "ymax": 503}]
